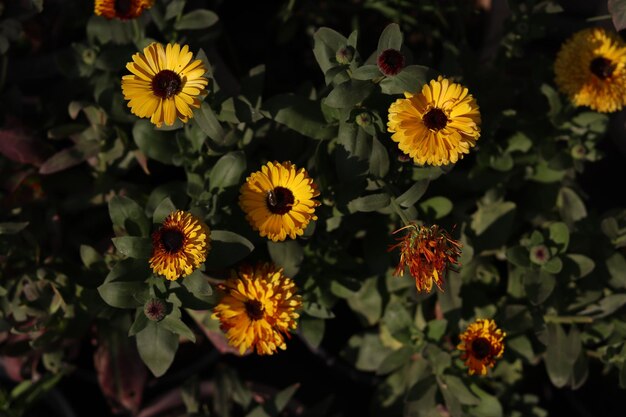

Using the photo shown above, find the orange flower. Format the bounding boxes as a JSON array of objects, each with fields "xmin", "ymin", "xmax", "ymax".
[
  {"xmin": 389, "ymin": 223, "xmax": 461, "ymax": 293},
  {"xmin": 94, "ymin": 0, "xmax": 154, "ymax": 20},
  {"xmin": 457, "ymin": 319, "xmax": 506, "ymax": 375}
]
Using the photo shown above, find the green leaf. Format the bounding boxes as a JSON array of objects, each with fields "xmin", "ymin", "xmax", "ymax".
[
  {"xmin": 136, "ymin": 321, "xmax": 179, "ymax": 377},
  {"xmin": 471, "ymin": 201, "xmax": 516, "ymax": 235},
  {"xmin": 324, "ymin": 80, "xmax": 375, "ymax": 109},
  {"xmin": 299, "ymin": 316, "xmax": 325, "ymax": 349},
  {"xmin": 607, "ymin": 253, "xmax": 626, "ymax": 288},
  {"xmin": 209, "ymin": 151, "xmax": 246, "ymax": 191},
  {"xmin": 579, "ymin": 294, "xmax": 626, "ymax": 318},
  {"xmin": 39, "ymin": 140, "xmax": 100, "ymax": 175},
  {"xmin": 442, "ymin": 375, "xmax": 480, "ymax": 406},
  {"xmin": 396, "ymin": 180, "xmax": 429, "ymax": 208},
  {"xmin": 545, "ymin": 324, "xmax": 580, "ymax": 388},
  {"xmin": 204, "ymin": 230, "xmax": 254, "ymax": 269},
  {"xmin": 0, "ymin": 222, "xmax": 29, "ymax": 234},
  {"xmin": 98, "ymin": 281, "xmax": 147, "ymax": 309},
  {"xmin": 161, "ymin": 313, "xmax": 196, "ymax": 342},
  {"xmin": 609, "ymin": 0, "xmax": 626, "ymax": 31},
  {"xmin": 380, "ymin": 65, "xmax": 430, "ymax": 95},
  {"xmin": 548, "ymin": 222, "xmax": 569, "ymax": 253},
  {"xmin": 542, "ymin": 256, "xmax": 563, "ymax": 274},
  {"xmin": 369, "ymin": 136, "xmax": 390, "ymax": 178},
  {"xmin": 312, "ymin": 27, "xmax": 348, "ymax": 75},
  {"xmin": 80, "ymin": 245, "xmax": 103, "ymax": 268},
  {"xmin": 267, "ymin": 240, "xmax": 303, "ymax": 278},
  {"xmin": 419, "ymin": 196, "xmax": 453, "ymax": 219},
  {"xmin": 557, "ymin": 187, "xmax": 587, "ymax": 225},
  {"xmin": 109, "ymin": 195, "xmax": 151, "ymax": 237},
  {"xmin": 377, "ymin": 23, "xmax": 403, "ymax": 54},
  {"xmin": 506, "ymin": 246, "xmax": 530, "ymax": 268},
  {"xmin": 564, "ymin": 254, "xmax": 595, "ymax": 279},
  {"xmin": 174, "ymin": 9, "xmax": 219, "ymax": 30},
  {"xmin": 377, "ymin": 346, "xmax": 413, "ymax": 375},
  {"xmin": 164, "ymin": 0, "xmax": 185, "ymax": 20},
  {"xmin": 351, "ymin": 65, "xmax": 381, "ymax": 80},
  {"xmin": 540, "ymin": 83, "xmax": 561, "ymax": 123},
  {"xmin": 193, "ymin": 103, "xmax": 226, "ymax": 144},
  {"xmin": 129, "ymin": 309, "xmax": 150, "ymax": 336},
  {"xmin": 469, "ymin": 385, "xmax": 503, "ymax": 417},
  {"xmin": 524, "ymin": 270, "xmax": 556, "ymax": 305},
  {"xmin": 152, "ymin": 197, "xmax": 177, "ymax": 224},
  {"xmin": 181, "ymin": 269, "xmax": 213, "ymax": 300},
  {"xmin": 133, "ymin": 120, "xmax": 178, "ymax": 164},
  {"xmin": 263, "ymin": 94, "xmax": 336, "ymax": 140},
  {"xmin": 347, "ymin": 277, "xmax": 382, "ymax": 325},
  {"xmin": 347, "ymin": 193, "xmax": 390, "ymax": 213},
  {"xmin": 112, "ymin": 237, "xmax": 152, "ymax": 259}
]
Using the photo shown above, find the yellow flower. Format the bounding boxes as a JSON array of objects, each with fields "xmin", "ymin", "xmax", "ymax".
[
  {"xmin": 389, "ymin": 223, "xmax": 462, "ymax": 293},
  {"xmin": 149, "ymin": 210, "xmax": 211, "ymax": 281},
  {"xmin": 387, "ymin": 76, "xmax": 481, "ymax": 166},
  {"xmin": 457, "ymin": 319, "xmax": 505, "ymax": 376},
  {"xmin": 94, "ymin": 0, "xmax": 154, "ymax": 20},
  {"xmin": 239, "ymin": 161, "xmax": 320, "ymax": 242},
  {"xmin": 212, "ymin": 263, "xmax": 303, "ymax": 355},
  {"xmin": 121, "ymin": 43, "xmax": 208, "ymax": 127},
  {"xmin": 554, "ymin": 27, "xmax": 626, "ymax": 113}
]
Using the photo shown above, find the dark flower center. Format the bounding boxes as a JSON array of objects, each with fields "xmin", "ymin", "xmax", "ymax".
[
  {"xmin": 423, "ymin": 108, "xmax": 448, "ymax": 130},
  {"xmin": 114, "ymin": 0, "xmax": 132, "ymax": 16},
  {"xmin": 144, "ymin": 298, "xmax": 166, "ymax": 321},
  {"xmin": 589, "ymin": 57, "xmax": 616, "ymax": 80},
  {"xmin": 152, "ymin": 70, "xmax": 183, "ymax": 99},
  {"xmin": 377, "ymin": 49, "xmax": 405, "ymax": 76},
  {"xmin": 161, "ymin": 229, "xmax": 185, "ymax": 253},
  {"xmin": 266, "ymin": 186, "xmax": 295, "ymax": 215},
  {"xmin": 245, "ymin": 300, "xmax": 264, "ymax": 321},
  {"xmin": 471, "ymin": 337, "xmax": 492, "ymax": 360}
]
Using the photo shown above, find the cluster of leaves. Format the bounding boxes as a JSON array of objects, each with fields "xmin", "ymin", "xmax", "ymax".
[{"xmin": 2, "ymin": 0, "xmax": 626, "ymax": 417}]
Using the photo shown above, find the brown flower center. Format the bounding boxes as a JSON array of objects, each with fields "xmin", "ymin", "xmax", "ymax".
[
  {"xmin": 589, "ymin": 57, "xmax": 615, "ymax": 80},
  {"xmin": 114, "ymin": 0, "xmax": 133, "ymax": 16},
  {"xmin": 266, "ymin": 186, "xmax": 295, "ymax": 215},
  {"xmin": 245, "ymin": 300, "xmax": 264, "ymax": 321},
  {"xmin": 152, "ymin": 70, "xmax": 183, "ymax": 99},
  {"xmin": 471, "ymin": 337, "xmax": 492, "ymax": 360},
  {"xmin": 423, "ymin": 108, "xmax": 448, "ymax": 130},
  {"xmin": 161, "ymin": 229, "xmax": 185, "ymax": 253}
]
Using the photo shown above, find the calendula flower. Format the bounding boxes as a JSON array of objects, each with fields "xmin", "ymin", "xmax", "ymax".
[
  {"xmin": 121, "ymin": 42, "xmax": 208, "ymax": 127},
  {"xmin": 389, "ymin": 223, "xmax": 462, "ymax": 293},
  {"xmin": 377, "ymin": 48, "xmax": 406, "ymax": 76},
  {"xmin": 555, "ymin": 27, "xmax": 626, "ymax": 113},
  {"xmin": 149, "ymin": 210, "xmax": 211, "ymax": 281},
  {"xmin": 212, "ymin": 263, "xmax": 303, "ymax": 355},
  {"xmin": 239, "ymin": 161, "xmax": 320, "ymax": 242},
  {"xmin": 387, "ymin": 76, "xmax": 481, "ymax": 166},
  {"xmin": 457, "ymin": 319, "xmax": 506, "ymax": 376},
  {"xmin": 94, "ymin": 0, "xmax": 154, "ymax": 20}
]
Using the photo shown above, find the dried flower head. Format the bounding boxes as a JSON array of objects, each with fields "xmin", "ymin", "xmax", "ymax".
[{"xmin": 389, "ymin": 223, "xmax": 462, "ymax": 293}]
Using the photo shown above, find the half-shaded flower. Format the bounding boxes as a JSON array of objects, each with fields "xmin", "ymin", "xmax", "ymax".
[
  {"xmin": 212, "ymin": 263, "xmax": 302, "ymax": 355},
  {"xmin": 457, "ymin": 318, "xmax": 505, "ymax": 376},
  {"xmin": 149, "ymin": 210, "xmax": 211, "ymax": 281},
  {"xmin": 94, "ymin": 0, "xmax": 154, "ymax": 20}
]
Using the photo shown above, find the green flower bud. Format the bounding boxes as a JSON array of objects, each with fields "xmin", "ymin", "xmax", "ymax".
[
  {"xmin": 336, "ymin": 46, "xmax": 355, "ymax": 65},
  {"xmin": 355, "ymin": 112, "xmax": 372, "ymax": 127},
  {"xmin": 144, "ymin": 298, "xmax": 167, "ymax": 322},
  {"xmin": 529, "ymin": 244, "xmax": 550, "ymax": 265}
]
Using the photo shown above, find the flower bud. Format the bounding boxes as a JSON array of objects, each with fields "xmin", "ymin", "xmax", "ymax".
[
  {"xmin": 336, "ymin": 46, "xmax": 355, "ymax": 65},
  {"xmin": 144, "ymin": 298, "xmax": 167, "ymax": 322},
  {"xmin": 377, "ymin": 48, "xmax": 405, "ymax": 76},
  {"xmin": 529, "ymin": 244, "xmax": 550, "ymax": 265},
  {"xmin": 355, "ymin": 112, "xmax": 372, "ymax": 127}
]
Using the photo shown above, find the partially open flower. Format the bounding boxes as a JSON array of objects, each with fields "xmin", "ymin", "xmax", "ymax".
[
  {"xmin": 94, "ymin": 0, "xmax": 154, "ymax": 20},
  {"xmin": 149, "ymin": 210, "xmax": 211, "ymax": 281},
  {"xmin": 389, "ymin": 223, "xmax": 462, "ymax": 293},
  {"xmin": 529, "ymin": 244, "xmax": 550, "ymax": 265},
  {"xmin": 457, "ymin": 319, "xmax": 505, "ymax": 376},
  {"xmin": 212, "ymin": 263, "xmax": 302, "ymax": 355},
  {"xmin": 377, "ymin": 48, "xmax": 405, "ymax": 76}
]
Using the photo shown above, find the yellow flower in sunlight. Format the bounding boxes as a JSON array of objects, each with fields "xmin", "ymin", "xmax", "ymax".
[
  {"xmin": 122, "ymin": 42, "xmax": 208, "ymax": 127},
  {"xmin": 212, "ymin": 263, "xmax": 303, "ymax": 355},
  {"xmin": 239, "ymin": 161, "xmax": 320, "ymax": 242},
  {"xmin": 387, "ymin": 76, "xmax": 481, "ymax": 166}
]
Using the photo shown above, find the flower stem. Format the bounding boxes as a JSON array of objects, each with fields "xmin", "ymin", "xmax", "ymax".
[{"xmin": 543, "ymin": 315, "xmax": 593, "ymax": 324}]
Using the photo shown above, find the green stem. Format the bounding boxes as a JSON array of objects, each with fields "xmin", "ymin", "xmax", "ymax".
[
  {"xmin": 586, "ymin": 14, "xmax": 612, "ymax": 22},
  {"xmin": 543, "ymin": 315, "xmax": 593, "ymax": 324},
  {"xmin": 378, "ymin": 180, "xmax": 412, "ymax": 226},
  {"xmin": 132, "ymin": 19, "xmax": 141, "ymax": 44}
]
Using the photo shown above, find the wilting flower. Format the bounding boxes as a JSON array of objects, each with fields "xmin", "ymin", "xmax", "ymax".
[
  {"xmin": 94, "ymin": 0, "xmax": 154, "ymax": 20},
  {"xmin": 389, "ymin": 223, "xmax": 462, "ymax": 293},
  {"xmin": 457, "ymin": 319, "xmax": 506, "ymax": 376},
  {"xmin": 121, "ymin": 42, "xmax": 208, "ymax": 127},
  {"xmin": 212, "ymin": 263, "xmax": 303, "ymax": 355},
  {"xmin": 555, "ymin": 27, "xmax": 626, "ymax": 113},
  {"xmin": 387, "ymin": 76, "xmax": 481, "ymax": 166},
  {"xmin": 149, "ymin": 210, "xmax": 211, "ymax": 281},
  {"xmin": 239, "ymin": 161, "xmax": 320, "ymax": 242},
  {"xmin": 377, "ymin": 48, "xmax": 406, "ymax": 76}
]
